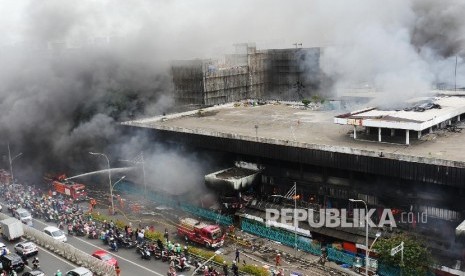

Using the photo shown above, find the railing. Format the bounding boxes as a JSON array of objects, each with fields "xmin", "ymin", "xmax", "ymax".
[
  {"xmin": 240, "ymin": 218, "xmax": 322, "ymax": 256},
  {"xmin": 0, "ymin": 213, "xmax": 116, "ymax": 276}
]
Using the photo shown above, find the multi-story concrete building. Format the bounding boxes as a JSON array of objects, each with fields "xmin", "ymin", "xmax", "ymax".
[{"xmin": 171, "ymin": 43, "xmax": 321, "ymax": 106}]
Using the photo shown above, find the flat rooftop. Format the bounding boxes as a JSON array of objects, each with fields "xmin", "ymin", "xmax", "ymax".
[
  {"xmin": 335, "ymin": 96, "xmax": 465, "ymax": 131},
  {"xmin": 122, "ymin": 101, "xmax": 465, "ymax": 166}
]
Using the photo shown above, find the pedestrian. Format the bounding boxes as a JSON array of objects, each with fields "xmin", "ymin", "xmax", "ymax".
[
  {"xmin": 164, "ymin": 228, "xmax": 169, "ymax": 242},
  {"xmin": 115, "ymin": 266, "xmax": 121, "ymax": 276},
  {"xmin": 275, "ymin": 253, "xmax": 281, "ymax": 267},
  {"xmin": 55, "ymin": 270, "xmax": 62, "ymax": 276},
  {"xmin": 222, "ymin": 261, "xmax": 228, "ymax": 276},
  {"xmin": 231, "ymin": 261, "xmax": 239, "ymax": 276},
  {"xmin": 235, "ymin": 248, "xmax": 240, "ymax": 262}
]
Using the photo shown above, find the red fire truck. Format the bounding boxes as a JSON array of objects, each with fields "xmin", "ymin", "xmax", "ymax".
[
  {"xmin": 45, "ymin": 174, "xmax": 88, "ymax": 201},
  {"xmin": 177, "ymin": 218, "xmax": 224, "ymax": 248}
]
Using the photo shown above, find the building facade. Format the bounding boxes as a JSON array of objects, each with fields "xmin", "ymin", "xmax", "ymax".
[{"xmin": 171, "ymin": 44, "xmax": 321, "ymax": 106}]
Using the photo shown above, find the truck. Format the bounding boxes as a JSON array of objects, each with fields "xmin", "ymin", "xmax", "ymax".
[
  {"xmin": 177, "ymin": 218, "xmax": 224, "ymax": 248},
  {"xmin": 0, "ymin": 217, "xmax": 24, "ymax": 241},
  {"xmin": 44, "ymin": 174, "xmax": 88, "ymax": 201}
]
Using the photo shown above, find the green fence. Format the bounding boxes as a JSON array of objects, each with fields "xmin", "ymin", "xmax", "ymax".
[
  {"xmin": 240, "ymin": 218, "xmax": 321, "ymax": 255},
  {"xmin": 116, "ymin": 182, "xmax": 233, "ymax": 225},
  {"xmin": 327, "ymin": 247, "xmax": 356, "ymax": 265}
]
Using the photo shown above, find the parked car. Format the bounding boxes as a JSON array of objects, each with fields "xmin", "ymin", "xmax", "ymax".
[
  {"xmin": 66, "ymin": 267, "xmax": 93, "ymax": 276},
  {"xmin": 44, "ymin": 226, "xmax": 67, "ymax": 242},
  {"xmin": 91, "ymin": 250, "xmax": 118, "ymax": 267},
  {"xmin": 22, "ymin": 270, "xmax": 45, "ymax": 276},
  {"xmin": 14, "ymin": 241, "xmax": 38, "ymax": 257},
  {"xmin": 0, "ymin": 253, "xmax": 25, "ymax": 272}
]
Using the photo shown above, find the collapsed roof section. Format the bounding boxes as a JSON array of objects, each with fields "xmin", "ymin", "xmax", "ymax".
[
  {"xmin": 205, "ymin": 161, "xmax": 262, "ymax": 192},
  {"xmin": 334, "ymin": 96, "xmax": 465, "ymax": 144}
]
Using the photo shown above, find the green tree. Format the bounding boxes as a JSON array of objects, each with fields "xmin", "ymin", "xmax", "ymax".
[
  {"xmin": 302, "ymin": 99, "xmax": 310, "ymax": 107},
  {"xmin": 373, "ymin": 234, "xmax": 433, "ymax": 276}
]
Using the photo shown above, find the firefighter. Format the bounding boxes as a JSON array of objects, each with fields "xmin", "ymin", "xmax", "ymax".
[
  {"xmin": 89, "ymin": 198, "xmax": 97, "ymax": 212},
  {"xmin": 275, "ymin": 253, "xmax": 281, "ymax": 267}
]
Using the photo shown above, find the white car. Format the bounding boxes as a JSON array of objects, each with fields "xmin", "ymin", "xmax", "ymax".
[
  {"xmin": 14, "ymin": 241, "xmax": 38, "ymax": 257},
  {"xmin": 66, "ymin": 267, "xmax": 93, "ymax": 276},
  {"xmin": 44, "ymin": 226, "xmax": 67, "ymax": 242}
]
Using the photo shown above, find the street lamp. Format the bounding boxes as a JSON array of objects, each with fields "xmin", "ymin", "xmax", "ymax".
[
  {"xmin": 191, "ymin": 249, "xmax": 223, "ymax": 275},
  {"xmin": 112, "ymin": 175, "xmax": 126, "ymax": 190},
  {"xmin": 349, "ymin": 198, "xmax": 369, "ymax": 276},
  {"xmin": 7, "ymin": 143, "xmax": 22, "ymax": 184},
  {"xmin": 89, "ymin": 152, "xmax": 113, "ymax": 215}
]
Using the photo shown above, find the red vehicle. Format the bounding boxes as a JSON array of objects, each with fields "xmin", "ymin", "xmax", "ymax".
[
  {"xmin": 177, "ymin": 218, "xmax": 224, "ymax": 248},
  {"xmin": 92, "ymin": 250, "xmax": 118, "ymax": 267},
  {"xmin": 45, "ymin": 174, "xmax": 87, "ymax": 201}
]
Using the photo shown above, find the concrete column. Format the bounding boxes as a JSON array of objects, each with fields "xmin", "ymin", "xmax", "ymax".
[
  {"xmin": 406, "ymin": 130, "xmax": 410, "ymax": 145},
  {"xmin": 390, "ymin": 129, "xmax": 395, "ymax": 137},
  {"xmin": 366, "ymin": 127, "xmax": 370, "ymax": 134},
  {"xmin": 429, "ymin": 127, "xmax": 433, "ymax": 134},
  {"xmin": 378, "ymin": 128, "xmax": 382, "ymax": 142},
  {"xmin": 418, "ymin": 131, "xmax": 421, "ymax": 139},
  {"xmin": 458, "ymin": 115, "xmax": 461, "ymax": 122},
  {"xmin": 449, "ymin": 120, "xmax": 452, "ymax": 125},
  {"xmin": 437, "ymin": 123, "xmax": 440, "ymax": 129},
  {"xmin": 353, "ymin": 126, "xmax": 357, "ymax": 139}
]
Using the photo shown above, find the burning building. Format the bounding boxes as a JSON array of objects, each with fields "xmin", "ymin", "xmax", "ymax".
[
  {"xmin": 123, "ymin": 96, "xmax": 465, "ymax": 268},
  {"xmin": 171, "ymin": 43, "xmax": 322, "ymax": 106}
]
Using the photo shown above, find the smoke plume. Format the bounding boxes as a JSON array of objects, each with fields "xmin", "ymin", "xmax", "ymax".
[{"xmin": 1, "ymin": 0, "xmax": 465, "ymax": 191}]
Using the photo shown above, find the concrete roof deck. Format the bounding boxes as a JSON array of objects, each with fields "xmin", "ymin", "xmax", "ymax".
[{"xmin": 122, "ymin": 102, "xmax": 465, "ymax": 166}]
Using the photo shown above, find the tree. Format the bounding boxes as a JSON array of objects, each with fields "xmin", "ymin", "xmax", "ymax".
[
  {"xmin": 302, "ymin": 99, "xmax": 310, "ymax": 107},
  {"xmin": 373, "ymin": 233, "xmax": 433, "ymax": 276}
]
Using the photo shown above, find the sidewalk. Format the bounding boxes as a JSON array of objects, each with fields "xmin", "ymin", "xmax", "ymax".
[{"xmin": 230, "ymin": 229, "xmax": 361, "ymax": 276}]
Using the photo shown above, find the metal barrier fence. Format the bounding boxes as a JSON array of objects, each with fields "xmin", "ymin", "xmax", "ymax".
[
  {"xmin": 327, "ymin": 248, "xmax": 356, "ymax": 266},
  {"xmin": 240, "ymin": 218, "xmax": 322, "ymax": 256},
  {"xmin": 0, "ymin": 213, "xmax": 116, "ymax": 276},
  {"xmin": 117, "ymin": 182, "xmax": 233, "ymax": 225}
]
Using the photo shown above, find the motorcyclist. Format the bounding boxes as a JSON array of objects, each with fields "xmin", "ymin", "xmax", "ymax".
[{"xmin": 32, "ymin": 257, "xmax": 40, "ymax": 269}]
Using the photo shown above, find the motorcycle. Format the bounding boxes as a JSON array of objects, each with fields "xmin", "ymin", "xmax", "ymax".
[
  {"xmin": 109, "ymin": 240, "xmax": 118, "ymax": 252},
  {"xmin": 116, "ymin": 234, "xmax": 137, "ymax": 249},
  {"xmin": 136, "ymin": 244, "xmax": 151, "ymax": 260},
  {"xmin": 175, "ymin": 258, "xmax": 191, "ymax": 272},
  {"xmin": 88, "ymin": 230, "xmax": 98, "ymax": 239}
]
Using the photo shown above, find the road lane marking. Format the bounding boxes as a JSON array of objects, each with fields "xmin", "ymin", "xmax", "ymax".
[
  {"xmin": 74, "ymin": 236, "xmax": 165, "ymax": 276},
  {"xmin": 1, "ymin": 203, "xmax": 165, "ymax": 276}
]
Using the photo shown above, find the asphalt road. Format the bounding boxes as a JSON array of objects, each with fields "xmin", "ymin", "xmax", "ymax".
[
  {"xmin": 1, "ymin": 236, "xmax": 76, "ymax": 276},
  {"xmin": 27, "ymin": 210, "xmax": 175, "ymax": 276}
]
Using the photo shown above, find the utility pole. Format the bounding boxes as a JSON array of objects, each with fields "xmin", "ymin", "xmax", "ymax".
[{"xmin": 455, "ymin": 56, "xmax": 458, "ymax": 92}]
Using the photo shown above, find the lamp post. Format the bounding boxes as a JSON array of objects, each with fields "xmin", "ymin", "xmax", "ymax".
[
  {"xmin": 191, "ymin": 250, "xmax": 222, "ymax": 276},
  {"xmin": 89, "ymin": 152, "xmax": 113, "ymax": 215},
  {"xmin": 7, "ymin": 143, "xmax": 23, "ymax": 184},
  {"xmin": 349, "ymin": 198, "xmax": 369, "ymax": 276},
  {"xmin": 113, "ymin": 176, "xmax": 126, "ymax": 190}
]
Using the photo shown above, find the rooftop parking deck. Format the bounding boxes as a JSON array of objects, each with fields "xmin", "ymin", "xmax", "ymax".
[{"xmin": 122, "ymin": 101, "xmax": 465, "ymax": 167}]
